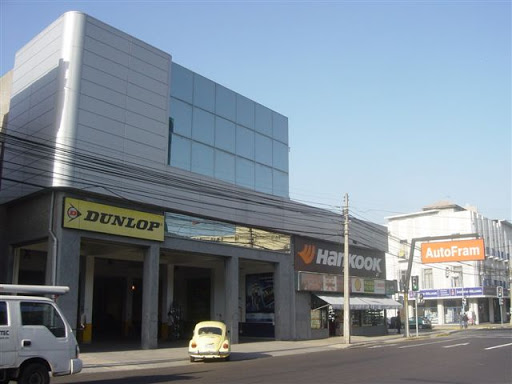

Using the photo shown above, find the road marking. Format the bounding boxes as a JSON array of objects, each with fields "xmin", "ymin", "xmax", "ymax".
[
  {"xmin": 368, "ymin": 344, "xmax": 398, "ymax": 349},
  {"xmin": 485, "ymin": 343, "xmax": 512, "ymax": 350},
  {"xmin": 442, "ymin": 343, "xmax": 470, "ymax": 348},
  {"xmin": 398, "ymin": 339, "xmax": 456, "ymax": 349}
]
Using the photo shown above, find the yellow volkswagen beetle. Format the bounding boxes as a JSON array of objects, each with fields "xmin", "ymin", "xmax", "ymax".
[{"xmin": 188, "ymin": 321, "xmax": 231, "ymax": 362}]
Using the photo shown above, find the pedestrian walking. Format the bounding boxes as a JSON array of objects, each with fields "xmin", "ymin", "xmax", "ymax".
[
  {"xmin": 462, "ymin": 313, "xmax": 468, "ymax": 329},
  {"xmin": 396, "ymin": 311, "xmax": 402, "ymax": 334}
]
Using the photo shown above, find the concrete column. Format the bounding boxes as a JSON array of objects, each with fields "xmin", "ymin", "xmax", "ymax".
[
  {"xmin": 124, "ymin": 278, "xmax": 134, "ymax": 337},
  {"xmin": 274, "ymin": 260, "xmax": 294, "ymax": 340},
  {"xmin": 469, "ymin": 301, "xmax": 479, "ymax": 325},
  {"xmin": 81, "ymin": 255, "xmax": 94, "ymax": 343},
  {"xmin": 225, "ymin": 256, "xmax": 239, "ymax": 344},
  {"xmin": 160, "ymin": 264, "xmax": 174, "ymax": 339},
  {"xmin": 489, "ymin": 298, "xmax": 495, "ymax": 323},
  {"xmin": 212, "ymin": 262, "xmax": 225, "ymax": 322},
  {"xmin": 437, "ymin": 300, "xmax": 445, "ymax": 325},
  {"xmin": 52, "ymin": 226, "xmax": 81, "ymax": 331},
  {"xmin": 141, "ymin": 244, "xmax": 159, "ymax": 349},
  {"xmin": 12, "ymin": 248, "xmax": 20, "ymax": 284}
]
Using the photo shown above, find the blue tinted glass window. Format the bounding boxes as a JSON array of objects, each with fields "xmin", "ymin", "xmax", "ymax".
[
  {"xmin": 236, "ymin": 95, "xmax": 254, "ymax": 129},
  {"xmin": 272, "ymin": 112, "xmax": 288, "ymax": 144},
  {"xmin": 255, "ymin": 163, "xmax": 272, "ymax": 194},
  {"xmin": 192, "ymin": 142, "xmax": 214, "ymax": 177},
  {"xmin": 255, "ymin": 104, "xmax": 272, "ymax": 136},
  {"xmin": 273, "ymin": 169, "xmax": 289, "ymax": 197},
  {"xmin": 170, "ymin": 98, "xmax": 192, "ymax": 137},
  {"xmin": 216, "ymin": 85, "xmax": 236, "ymax": 121},
  {"xmin": 192, "ymin": 108, "xmax": 214, "ymax": 145},
  {"xmin": 273, "ymin": 140, "xmax": 288, "ymax": 172},
  {"xmin": 255, "ymin": 133, "xmax": 272, "ymax": 166},
  {"xmin": 236, "ymin": 125, "xmax": 254, "ymax": 160},
  {"xmin": 215, "ymin": 150, "xmax": 235, "ymax": 183},
  {"xmin": 171, "ymin": 63, "xmax": 193, "ymax": 103},
  {"xmin": 194, "ymin": 74, "xmax": 215, "ymax": 112},
  {"xmin": 215, "ymin": 117, "xmax": 235, "ymax": 152},
  {"xmin": 236, "ymin": 157, "xmax": 255, "ymax": 190},
  {"xmin": 170, "ymin": 135, "xmax": 191, "ymax": 170}
]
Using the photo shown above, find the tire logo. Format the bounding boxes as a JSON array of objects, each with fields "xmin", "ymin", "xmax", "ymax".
[
  {"xmin": 298, "ymin": 244, "xmax": 316, "ymax": 264},
  {"xmin": 66, "ymin": 204, "xmax": 82, "ymax": 221}
]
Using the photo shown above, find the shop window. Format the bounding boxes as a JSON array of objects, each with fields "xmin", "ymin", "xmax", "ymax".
[
  {"xmin": 361, "ymin": 310, "xmax": 385, "ymax": 327},
  {"xmin": 422, "ymin": 306, "xmax": 438, "ymax": 324},
  {"xmin": 311, "ymin": 295, "xmax": 328, "ymax": 330}
]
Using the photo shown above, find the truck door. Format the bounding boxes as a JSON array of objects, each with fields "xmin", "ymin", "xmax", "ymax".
[
  {"xmin": 0, "ymin": 300, "xmax": 16, "ymax": 368},
  {"xmin": 18, "ymin": 301, "xmax": 73, "ymax": 375}
]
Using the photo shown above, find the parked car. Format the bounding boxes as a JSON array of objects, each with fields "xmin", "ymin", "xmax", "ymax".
[
  {"xmin": 188, "ymin": 321, "xmax": 230, "ymax": 362},
  {"xmin": 409, "ymin": 316, "xmax": 432, "ymax": 329}
]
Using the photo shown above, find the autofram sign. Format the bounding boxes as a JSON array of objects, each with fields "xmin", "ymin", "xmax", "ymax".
[
  {"xmin": 63, "ymin": 198, "xmax": 164, "ymax": 241},
  {"xmin": 294, "ymin": 237, "xmax": 386, "ymax": 278},
  {"xmin": 421, "ymin": 238, "xmax": 485, "ymax": 264}
]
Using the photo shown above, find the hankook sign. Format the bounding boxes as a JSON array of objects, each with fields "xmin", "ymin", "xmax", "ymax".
[
  {"xmin": 294, "ymin": 237, "xmax": 386, "ymax": 278},
  {"xmin": 63, "ymin": 198, "xmax": 164, "ymax": 241}
]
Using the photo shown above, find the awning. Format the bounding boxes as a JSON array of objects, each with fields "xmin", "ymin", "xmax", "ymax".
[{"xmin": 314, "ymin": 293, "xmax": 402, "ymax": 310}]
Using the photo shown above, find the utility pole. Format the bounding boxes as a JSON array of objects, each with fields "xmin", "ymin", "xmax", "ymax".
[{"xmin": 343, "ymin": 193, "xmax": 350, "ymax": 344}]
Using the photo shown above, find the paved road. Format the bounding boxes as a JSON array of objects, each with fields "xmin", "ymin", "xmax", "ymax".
[{"xmin": 54, "ymin": 328, "xmax": 511, "ymax": 384}]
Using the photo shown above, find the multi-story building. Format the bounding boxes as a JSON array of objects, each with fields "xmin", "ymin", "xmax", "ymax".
[
  {"xmin": 387, "ymin": 201, "xmax": 511, "ymax": 326},
  {"xmin": 0, "ymin": 11, "xmax": 394, "ymax": 349}
]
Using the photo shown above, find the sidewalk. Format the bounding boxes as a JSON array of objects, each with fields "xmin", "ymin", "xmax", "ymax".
[{"xmin": 79, "ymin": 324, "xmax": 510, "ymax": 374}]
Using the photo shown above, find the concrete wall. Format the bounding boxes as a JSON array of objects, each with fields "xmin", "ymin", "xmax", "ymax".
[
  {"xmin": 0, "ymin": 11, "xmax": 172, "ymax": 204},
  {"xmin": 2, "ymin": 14, "xmax": 66, "ymax": 199}
]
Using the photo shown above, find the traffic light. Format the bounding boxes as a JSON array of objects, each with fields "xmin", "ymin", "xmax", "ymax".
[
  {"xmin": 497, "ymin": 286, "xmax": 503, "ymax": 298},
  {"xmin": 445, "ymin": 267, "xmax": 450, "ymax": 278},
  {"xmin": 411, "ymin": 275, "xmax": 419, "ymax": 291}
]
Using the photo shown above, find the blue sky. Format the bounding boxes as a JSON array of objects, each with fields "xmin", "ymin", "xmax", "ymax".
[{"xmin": 1, "ymin": 1, "xmax": 510, "ymax": 224}]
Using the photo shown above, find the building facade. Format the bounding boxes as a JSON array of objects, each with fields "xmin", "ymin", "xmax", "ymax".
[
  {"xmin": 0, "ymin": 11, "xmax": 392, "ymax": 349},
  {"xmin": 386, "ymin": 202, "xmax": 511, "ymax": 326}
]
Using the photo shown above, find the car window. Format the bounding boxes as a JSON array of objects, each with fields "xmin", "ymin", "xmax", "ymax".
[
  {"xmin": 20, "ymin": 302, "xmax": 66, "ymax": 337},
  {"xmin": 198, "ymin": 327, "xmax": 222, "ymax": 336},
  {"xmin": 0, "ymin": 301, "xmax": 7, "ymax": 325}
]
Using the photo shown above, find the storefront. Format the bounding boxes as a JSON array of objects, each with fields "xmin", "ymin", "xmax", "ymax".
[
  {"xmin": 294, "ymin": 237, "xmax": 401, "ymax": 337},
  {"xmin": 408, "ymin": 286, "xmax": 510, "ymax": 325}
]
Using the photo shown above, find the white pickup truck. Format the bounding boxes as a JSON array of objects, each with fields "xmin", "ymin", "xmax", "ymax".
[{"xmin": 0, "ymin": 285, "xmax": 83, "ymax": 384}]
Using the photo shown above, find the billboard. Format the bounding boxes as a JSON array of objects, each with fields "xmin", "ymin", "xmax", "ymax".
[
  {"xmin": 295, "ymin": 237, "xmax": 386, "ymax": 278},
  {"xmin": 246, "ymin": 273, "xmax": 274, "ymax": 323},
  {"xmin": 63, "ymin": 197, "xmax": 164, "ymax": 241},
  {"xmin": 421, "ymin": 239, "xmax": 485, "ymax": 263}
]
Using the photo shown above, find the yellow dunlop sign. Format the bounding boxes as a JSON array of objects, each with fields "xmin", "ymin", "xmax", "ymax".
[{"xmin": 63, "ymin": 198, "xmax": 164, "ymax": 241}]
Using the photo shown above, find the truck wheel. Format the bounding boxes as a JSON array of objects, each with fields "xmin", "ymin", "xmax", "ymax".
[{"xmin": 19, "ymin": 362, "xmax": 50, "ymax": 384}]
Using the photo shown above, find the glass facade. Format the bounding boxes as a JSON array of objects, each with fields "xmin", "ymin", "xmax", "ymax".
[
  {"xmin": 169, "ymin": 63, "xmax": 289, "ymax": 197},
  {"xmin": 165, "ymin": 212, "xmax": 291, "ymax": 253}
]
